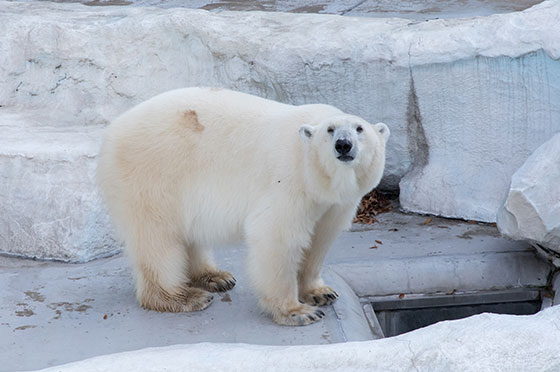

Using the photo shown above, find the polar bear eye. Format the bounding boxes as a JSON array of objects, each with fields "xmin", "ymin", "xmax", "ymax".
[
  {"xmin": 356, "ymin": 126, "xmax": 363, "ymax": 133},
  {"xmin": 327, "ymin": 127, "xmax": 334, "ymax": 135}
]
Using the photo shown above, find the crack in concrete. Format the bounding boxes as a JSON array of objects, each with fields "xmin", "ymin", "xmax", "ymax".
[
  {"xmin": 50, "ymin": 74, "xmax": 69, "ymax": 94},
  {"xmin": 50, "ymin": 73, "xmax": 86, "ymax": 94},
  {"xmin": 406, "ymin": 339, "xmax": 421, "ymax": 372},
  {"xmin": 340, "ymin": 0, "xmax": 368, "ymax": 15},
  {"xmin": 405, "ymin": 69, "xmax": 429, "ymax": 175}
]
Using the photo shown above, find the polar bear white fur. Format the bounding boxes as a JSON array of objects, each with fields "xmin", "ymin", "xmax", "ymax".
[{"xmin": 97, "ymin": 87, "xmax": 389, "ymax": 326}]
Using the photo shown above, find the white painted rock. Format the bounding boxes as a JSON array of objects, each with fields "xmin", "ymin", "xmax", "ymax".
[
  {"xmin": 33, "ymin": 305, "xmax": 560, "ymax": 372},
  {"xmin": 399, "ymin": 46, "xmax": 560, "ymax": 221},
  {"xmin": 0, "ymin": 111, "xmax": 117, "ymax": 262},
  {"xmin": 497, "ymin": 132, "xmax": 560, "ymax": 259}
]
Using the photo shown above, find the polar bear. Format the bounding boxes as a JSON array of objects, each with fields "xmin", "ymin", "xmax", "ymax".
[{"xmin": 97, "ymin": 87, "xmax": 389, "ymax": 326}]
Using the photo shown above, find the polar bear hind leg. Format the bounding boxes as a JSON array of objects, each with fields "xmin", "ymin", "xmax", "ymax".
[
  {"xmin": 126, "ymin": 219, "xmax": 214, "ymax": 313},
  {"xmin": 186, "ymin": 244, "xmax": 236, "ymax": 293}
]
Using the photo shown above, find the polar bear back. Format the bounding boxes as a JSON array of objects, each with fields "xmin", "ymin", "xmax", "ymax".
[{"xmin": 111, "ymin": 87, "xmax": 341, "ymax": 176}]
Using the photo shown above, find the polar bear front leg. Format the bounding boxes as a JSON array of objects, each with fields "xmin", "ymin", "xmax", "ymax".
[
  {"xmin": 245, "ymin": 213, "xmax": 325, "ymax": 326},
  {"xmin": 298, "ymin": 205, "xmax": 357, "ymax": 307}
]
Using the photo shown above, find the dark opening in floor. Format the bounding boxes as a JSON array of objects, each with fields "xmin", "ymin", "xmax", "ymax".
[{"xmin": 368, "ymin": 289, "xmax": 544, "ymax": 337}]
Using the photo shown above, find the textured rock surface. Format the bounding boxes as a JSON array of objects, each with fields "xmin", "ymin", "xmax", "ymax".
[
  {"xmin": 2, "ymin": 1, "xmax": 559, "ymax": 187},
  {"xmin": 497, "ymin": 132, "xmax": 560, "ymax": 260},
  {"xmin": 5, "ymin": 0, "xmax": 543, "ymax": 19},
  {"xmin": 1, "ymin": 0, "xmax": 560, "ymax": 259},
  {"xmin": 400, "ymin": 51, "xmax": 560, "ymax": 221},
  {"xmin": 32, "ymin": 305, "xmax": 560, "ymax": 372},
  {"xmin": 0, "ymin": 112, "xmax": 117, "ymax": 262}
]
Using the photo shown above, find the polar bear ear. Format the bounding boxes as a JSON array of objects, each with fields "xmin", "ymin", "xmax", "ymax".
[
  {"xmin": 374, "ymin": 123, "xmax": 390, "ymax": 144},
  {"xmin": 299, "ymin": 125, "xmax": 315, "ymax": 143}
]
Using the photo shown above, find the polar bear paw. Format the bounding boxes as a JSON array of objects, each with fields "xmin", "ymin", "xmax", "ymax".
[
  {"xmin": 140, "ymin": 286, "xmax": 214, "ymax": 313},
  {"xmin": 300, "ymin": 286, "xmax": 339, "ymax": 307},
  {"xmin": 190, "ymin": 270, "xmax": 236, "ymax": 293},
  {"xmin": 273, "ymin": 304, "xmax": 325, "ymax": 326}
]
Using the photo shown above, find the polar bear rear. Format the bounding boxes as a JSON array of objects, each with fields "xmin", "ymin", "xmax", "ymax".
[{"xmin": 97, "ymin": 88, "xmax": 389, "ymax": 326}]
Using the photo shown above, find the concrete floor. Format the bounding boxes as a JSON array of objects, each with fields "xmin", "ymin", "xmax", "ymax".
[
  {"xmin": 1, "ymin": 249, "xmax": 370, "ymax": 371},
  {"xmin": 7, "ymin": 0, "xmax": 543, "ymax": 19},
  {"xmin": 1, "ymin": 209, "xmax": 553, "ymax": 371}
]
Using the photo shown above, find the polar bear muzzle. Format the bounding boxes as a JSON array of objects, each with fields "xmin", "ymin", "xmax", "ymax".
[{"xmin": 335, "ymin": 138, "xmax": 354, "ymax": 162}]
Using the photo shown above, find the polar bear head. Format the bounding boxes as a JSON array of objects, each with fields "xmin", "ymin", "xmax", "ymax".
[{"xmin": 299, "ymin": 115, "xmax": 390, "ymax": 202}]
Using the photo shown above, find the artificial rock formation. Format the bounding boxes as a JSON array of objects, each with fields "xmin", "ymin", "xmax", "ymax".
[
  {"xmin": 1, "ymin": 0, "xmax": 559, "ymax": 260},
  {"xmin": 497, "ymin": 132, "xmax": 560, "ymax": 265}
]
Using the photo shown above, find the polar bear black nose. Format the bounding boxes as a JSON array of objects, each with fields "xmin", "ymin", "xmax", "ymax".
[{"xmin": 335, "ymin": 139, "xmax": 353, "ymax": 155}]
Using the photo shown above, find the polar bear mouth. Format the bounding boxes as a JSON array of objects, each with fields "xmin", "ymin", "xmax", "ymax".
[{"xmin": 337, "ymin": 155, "xmax": 355, "ymax": 162}]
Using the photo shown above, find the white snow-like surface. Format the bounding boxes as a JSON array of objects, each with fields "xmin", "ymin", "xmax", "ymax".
[
  {"xmin": 1, "ymin": 0, "xmax": 560, "ymax": 259},
  {"xmin": 497, "ymin": 132, "xmax": 560, "ymax": 260},
  {"xmin": 31, "ymin": 305, "xmax": 560, "ymax": 372}
]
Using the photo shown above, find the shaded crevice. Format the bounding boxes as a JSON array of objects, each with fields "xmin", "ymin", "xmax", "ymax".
[
  {"xmin": 405, "ymin": 70, "xmax": 429, "ymax": 175},
  {"xmin": 340, "ymin": 0, "xmax": 368, "ymax": 15},
  {"xmin": 50, "ymin": 74, "xmax": 69, "ymax": 94}
]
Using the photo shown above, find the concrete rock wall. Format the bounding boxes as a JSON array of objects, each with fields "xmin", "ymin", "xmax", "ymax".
[
  {"xmin": 1, "ymin": 0, "xmax": 559, "ymax": 260},
  {"xmin": 401, "ymin": 52, "xmax": 560, "ymax": 221}
]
